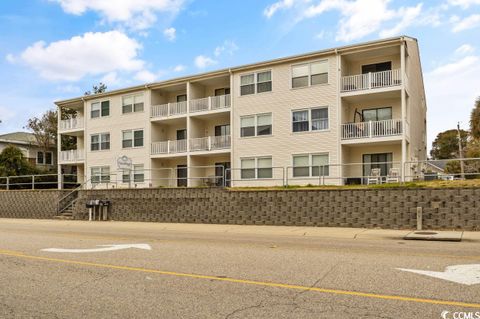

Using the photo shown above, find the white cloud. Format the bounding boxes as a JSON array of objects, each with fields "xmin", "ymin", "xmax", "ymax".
[
  {"xmin": 264, "ymin": 0, "xmax": 295, "ymax": 18},
  {"xmin": 214, "ymin": 40, "xmax": 238, "ymax": 57},
  {"xmin": 50, "ymin": 0, "xmax": 185, "ymax": 30},
  {"xmin": 173, "ymin": 64, "xmax": 186, "ymax": 72},
  {"xmin": 425, "ymin": 54, "xmax": 480, "ymax": 146},
  {"xmin": 448, "ymin": 0, "xmax": 480, "ymax": 8},
  {"xmin": 455, "ymin": 44, "xmax": 475, "ymax": 55},
  {"xmin": 265, "ymin": 0, "xmax": 434, "ymax": 42},
  {"xmin": 451, "ymin": 14, "xmax": 480, "ymax": 32},
  {"xmin": 5, "ymin": 54, "xmax": 16, "ymax": 64},
  {"xmin": 56, "ymin": 84, "xmax": 81, "ymax": 94},
  {"xmin": 194, "ymin": 55, "xmax": 217, "ymax": 69},
  {"xmin": 101, "ymin": 71, "xmax": 120, "ymax": 86},
  {"xmin": 134, "ymin": 70, "xmax": 157, "ymax": 82},
  {"xmin": 315, "ymin": 30, "xmax": 325, "ymax": 39},
  {"xmin": 380, "ymin": 4, "xmax": 422, "ymax": 38},
  {"xmin": 163, "ymin": 27, "xmax": 176, "ymax": 41},
  {"xmin": 18, "ymin": 31, "xmax": 145, "ymax": 81}
]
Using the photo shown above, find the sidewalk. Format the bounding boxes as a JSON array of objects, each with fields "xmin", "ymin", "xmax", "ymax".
[{"xmin": 2, "ymin": 218, "xmax": 479, "ymax": 241}]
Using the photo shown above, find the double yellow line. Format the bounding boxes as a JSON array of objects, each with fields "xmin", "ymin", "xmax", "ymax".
[{"xmin": 0, "ymin": 249, "xmax": 479, "ymax": 309}]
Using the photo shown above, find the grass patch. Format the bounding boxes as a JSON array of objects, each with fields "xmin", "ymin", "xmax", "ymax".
[{"xmin": 227, "ymin": 179, "xmax": 480, "ymax": 191}]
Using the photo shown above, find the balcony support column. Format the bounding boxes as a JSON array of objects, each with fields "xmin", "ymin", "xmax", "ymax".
[{"xmin": 400, "ymin": 41, "xmax": 407, "ymax": 182}]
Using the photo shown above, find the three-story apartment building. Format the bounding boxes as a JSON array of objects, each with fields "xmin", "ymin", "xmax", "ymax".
[{"xmin": 56, "ymin": 36, "xmax": 427, "ymax": 188}]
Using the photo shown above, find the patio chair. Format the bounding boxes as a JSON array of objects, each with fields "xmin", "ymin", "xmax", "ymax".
[
  {"xmin": 386, "ymin": 168, "xmax": 400, "ymax": 183},
  {"xmin": 367, "ymin": 168, "xmax": 382, "ymax": 185}
]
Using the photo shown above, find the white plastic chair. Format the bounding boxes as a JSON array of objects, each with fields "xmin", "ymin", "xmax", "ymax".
[
  {"xmin": 386, "ymin": 168, "xmax": 400, "ymax": 183},
  {"xmin": 367, "ymin": 168, "xmax": 382, "ymax": 185}
]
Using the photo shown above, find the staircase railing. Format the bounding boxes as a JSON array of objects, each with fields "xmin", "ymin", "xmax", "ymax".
[{"xmin": 57, "ymin": 179, "xmax": 97, "ymax": 215}]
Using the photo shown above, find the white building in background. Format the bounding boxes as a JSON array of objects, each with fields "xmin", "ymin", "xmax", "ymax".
[{"xmin": 55, "ymin": 36, "xmax": 427, "ymax": 188}]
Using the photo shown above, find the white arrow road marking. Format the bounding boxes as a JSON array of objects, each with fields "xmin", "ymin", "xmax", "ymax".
[
  {"xmin": 397, "ymin": 264, "xmax": 480, "ymax": 286},
  {"xmin": 41, "ymin": 244, "xmax": 152, "ymax": 253}
]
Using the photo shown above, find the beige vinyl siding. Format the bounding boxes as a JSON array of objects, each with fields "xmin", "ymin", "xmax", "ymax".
[{"xmin": 231, "ymin": 55, "xmax": 340, "ymax": 186}]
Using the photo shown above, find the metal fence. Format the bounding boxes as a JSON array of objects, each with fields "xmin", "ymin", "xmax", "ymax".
[
  {"xmin": 3, "ymin": 158, "xmax": 480, "ymax": 191},
  {"xmin": 0, "ymin": 174, "xmax": 78, "ymax": 190}
]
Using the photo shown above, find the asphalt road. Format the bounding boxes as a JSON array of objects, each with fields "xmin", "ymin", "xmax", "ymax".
[{"xmin": 0, "ymin": 219, "xmax": 479, "ymax": 319}]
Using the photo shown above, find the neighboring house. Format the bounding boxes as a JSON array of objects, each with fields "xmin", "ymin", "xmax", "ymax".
[
  {"xmin": 0, "ymin": 132, "xmax": 56, "ymax": 170},
  {"xmin": 55, "ymin": 36, "xmax": 427, "ymax": 188}
]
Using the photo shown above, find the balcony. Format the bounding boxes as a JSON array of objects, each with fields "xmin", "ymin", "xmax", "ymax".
[
  {"xmin": 189, "ymin": 135, "xmax": 231, "ymax": 152},
  {"xmin": 189, "ymin": 94, "xmax": 231, "ymax": 113},
  {"xmin": 341, "ymin": 69, "xmax": 401, "ymax": 93},
  {"xmin": 151, "ymin": 101, "xmax": 187, "ymax": 119},
  {"xmin": 59, "ymin": 149, "xmax": 84, "ymax": 163},
  {"xmin": 151, "ymin": 140, "xmax": 187, "ymax": 155},
  {"xmin": 59, "ymin": 117, "xmax": 84, "ymax": 132},
  {"xmin": 341, "ymin": 119, "xmax": 403, "ymax": 141}
]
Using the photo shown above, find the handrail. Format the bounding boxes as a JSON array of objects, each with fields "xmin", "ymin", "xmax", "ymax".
[{"xmin": 57, "ymin": 178, "xmax": 98, "ymax": 214}]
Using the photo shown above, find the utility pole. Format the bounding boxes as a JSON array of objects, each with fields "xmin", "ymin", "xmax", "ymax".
[{"xmin": 457, "ymin": 122, "xmax": 465, "ymax": 179}]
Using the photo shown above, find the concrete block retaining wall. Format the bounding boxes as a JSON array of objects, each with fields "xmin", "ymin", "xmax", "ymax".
[
  {"xmin": 0, "ymin": 190, "xmax": 69, "ymax": 219},
  {"xmin": 70, "ymin": 188, "xmax": 480, "ymax": 230}
]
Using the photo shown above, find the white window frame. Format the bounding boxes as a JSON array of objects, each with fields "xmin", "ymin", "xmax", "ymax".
[
  {"xmin": 240, "ymin": 113, "xmax": 272, "ymax": 138},
  {"xmin": 122, "ymin": 164, "xmax": 145, "ymax": 183},
  {"xmin": 122, "ymin": 129, "xmax": 144, "ymax": 149},
  {"xmin": 122, "ymin": 94, "xmax": 144, "ymax": 114},
  {"xmin": 291, "ymin": 59, "xmax": 329, "ymax": 89},
  {"xmin": 239, "ymin": 69, "xmax": 272, "ymax": 96},
  {"xmin": 91, "ymin": 166, "xmax": 110, "ymax": 184},
  {"xmin": 292, "ymin": 107, "xmax": 329, "ymax": 133},
  {"xmin": 36, "ymin": 151, "xmax": 44, "ymax": 165},
  {"xmin": 90, "ymin": 132, "xmax": 110, "ymax": 151},
  {"xmin": 90, "ymin": 100, "xmax": 110, "ymax": 118},
  {"xmin": 292, "ymin": 153, "xmax": 329, "ymax": 178},
  {"xmin": 240, "ymin": 156, "xmax": 273, "ymax": 180}
]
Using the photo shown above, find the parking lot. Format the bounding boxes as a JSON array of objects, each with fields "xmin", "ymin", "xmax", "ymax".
[{"xmin": 0, "ymin": 219, "xmax": 479, "ymax": 318}]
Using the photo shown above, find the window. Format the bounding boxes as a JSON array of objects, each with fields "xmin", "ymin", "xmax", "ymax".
[
  {"xmin": 214, "ymin": 88, "xmax": 230, "ymax": 96},
  {"xmin": 91, "ymin": 133, "xmax": 110, "ymax": 151},
  {"xmin": 122, "ymin": 94, "xmax": 144, "ymax": 114},
  {"xmin": 240, "ymin": 71, "xmax": 272, "ymax": 96},
  {"xmin": 122, "ymin": 129, "xmax": 144, "ymax": 148},
  {"xmin": 45, "ymin": 152, "xmax": 53, "ymax": 165},
  {"xmin": 362, "ymin": 107, "xmax": 392, "ymax": 122},
  {"xmin": 176, "ymin": 94, "xmax": 187, "ymax": 102},
  {"xmin": 363, "ymin": 153, "xmax": 392, "ymax": 177},
  {"xmin": 292, "ymin": 107, "xmax": 328, "ymax": 132},
  {"xmin": 215, "ymin": 124, "xmax": 230, "ymax": 136},
  {"xmin": 240, "ymin": 74, "xmax": 255, "ymax": 96},
  {"xmin": 293, "ymin": 154, "xmax": 329, "ymax": 177},
  {"xmin": 257, "ymin": 71, "xmax": 272, "ymax": 93},
  {"xmin": 91, "ymin": 166, "xmax": 110, "ymax": 184},
  {"xmin": 37, "ymin": 151, "xmax": 44, "ymax": 165},
  {"xmin": 241, "ymin": 157, "xmax": 273, "ymax": 179},
  {"xmin": 241, "ymin": 113, "xmax": 272, "ymax": 137},
  {"xmin": 292, "ymin": 60, "xmax": 328, "ymax": 88},
  {"xmin": 91, "ymin": 101, "xmax": 110, "ymax": 118},
  {"xmin": 122, "ymin": 164, "xmax": 145, "ymax": 183}
]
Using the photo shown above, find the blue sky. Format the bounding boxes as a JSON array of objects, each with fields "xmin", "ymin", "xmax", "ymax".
[{"xmin": 0, "ymin": 0, "xmax": 479, "ymax": 148}]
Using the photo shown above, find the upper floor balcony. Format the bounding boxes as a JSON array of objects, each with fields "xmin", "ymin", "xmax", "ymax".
[
  {"xmin": 151, "ymin": 139, "xmax": 187, "ymax": 156},
  {"xmin": 59, "ymin": 149, "xmax": 85, "ymax": 163},
  {"xmin": 189, "ymin": 135, "xmax": 231, "ymax": 152},
  {"xmin": 189, "ymin": 94, "xmax": 231, "ymax": 113},
  {"xmin": 151, "ymin": 101, "xmax": 188, "ymax": 119},
  {"xmin": 341, "ymin": 69, "xmax": 402, "ymax": 94},
  {"xmin": 341, "ymin": 119, "xmax": 404, "ymax": 143},
  {"xmin": 59, "ymin": 116, "xmax": 84, "ymax": 133}
]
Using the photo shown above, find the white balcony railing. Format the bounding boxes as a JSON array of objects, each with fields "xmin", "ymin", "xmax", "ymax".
[
  {"xmin": 151, "ymin": 101, "xmax": 187, "ymax": 118},
  {"xmin": 341, "ymin": 119, "xmax": 403, "ymax": 140},
  {"xmin": 60, "ymin": 117, "xmax": 84, "ymax": 131},
  {"xmin": 151, "ymin": 140, "xmax": 187, "ymax": 155},
  {"xmin": 60, "ymin": 149, "xmax": 84, "ymax": 162},
  {"xmin": 341, "ymin": 69, "xmax": 402, "ymax": 92},
  {"xmin": 189, "ymin": 135, "xmax": 231, "ymax": 152},
  {"xmin": 189, "ymin": 94, "xmax": 230, "ymax": 113}
]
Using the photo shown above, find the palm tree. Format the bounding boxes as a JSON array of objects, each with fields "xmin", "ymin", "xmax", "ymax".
[{"xmin": 471, "ymin": 97, "xmax": 480, "ymax": 139}]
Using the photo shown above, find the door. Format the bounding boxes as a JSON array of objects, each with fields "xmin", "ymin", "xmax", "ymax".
[
  {"xmin": 362, "ymin": 107, "xmax": 393, "ymax": 136},
  {"xmin": 361, "ymin": 62, "xmax": 392, "ymax": 74},
  {"xmin": 362, "ymin": 153, "xmax": 393, "ymax": 180},
  {"xmin": 214, "ymin": 88, "xmax": 230, "ymax": 96},
  {"xmin": 214, "ymin": 124, "xmax": 230, "ymax": 136},
  {"xmin": 176, "ymin": 94, "xmax": 187, "ymax": 102},
  {"xmin": 215, "ymin": 162, "xmax": 231, "ymax": 187},
  {"xmin": 176, "ymin": 129, "xmax": 187, "ymax": 140},
  {"xmin": 177, "ymin": 165, "xmax": 187, "ymax": 187}
]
